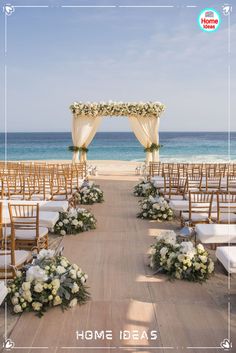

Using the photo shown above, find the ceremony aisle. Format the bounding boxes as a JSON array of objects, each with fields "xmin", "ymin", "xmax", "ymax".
[{"xmin": 7, "ymin": 173, "xmax": 230, "ymax": 353}]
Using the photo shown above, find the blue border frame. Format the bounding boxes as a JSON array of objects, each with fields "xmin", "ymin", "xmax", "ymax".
[{"xmin": 198, "ymin": 8, "xmax": 221, "ymax": 32}]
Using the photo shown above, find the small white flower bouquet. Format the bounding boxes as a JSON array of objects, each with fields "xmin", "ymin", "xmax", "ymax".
[
  {"xmin": 134, "ymin": 179, "xmax": 157, "ymax": 197},
  {"xmin": 6, "ymin": 249, "xmax": 90, "ymax": 317},
  {"xmin": 138, "ymin": 196, "xmax": 173, "ymax": 221},
  {"xmin": 150, "ymin": 233, "xmax": 214, "ymax": 282},
  {"xmin": 53, "ymin": 208, "xmax": 96, "ymax": 235},
  {"xmin": 71, "ymin": 182, "xmax": 104, "ymax": 205}
]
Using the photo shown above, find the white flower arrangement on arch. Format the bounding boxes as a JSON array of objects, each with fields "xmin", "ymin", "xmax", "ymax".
[
  {"xmin": 70, "ymin": 101, "xmax": 165, "ymax": 118},
  {"xmin": 149, "ymin": 232, "xmax": 214, "ymax": 282},
  {"xmin": 138, "ymin": 195, "xmax": 173, "ymax": 221},
  {"xmin": 6, "ymin": 249, "xmax": 90, "ymax": 317}
]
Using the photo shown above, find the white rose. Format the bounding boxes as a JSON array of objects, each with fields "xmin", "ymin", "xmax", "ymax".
[
  {"xmin": 11, "ymin": 296, "xmax": 19, "ymax": 305},
  {"xmin": 194, "ymin": 262, "xmax": 201, "ymax": 270},
  {"xmin": 60, "ymin": 230, "xmax": 66, "ymax": 236},
  {"xmin": 77, "ymin": 270, "xmax": 84, "ymax": 279},
  {"xmin": 60, "ymin": 259, "xmax": 68, "ymax": 268},
  {"xmin": 22, "ymin": 282, "xmax": 31, "ymax": 291},
  {"xmin": 63, "ymin": 219, "xmax": 69, "ymax": 224},
  {"xmin": 32, "ymin": 301, "xmax": 43, "ymax": 311},
  {"xmin": 197, "ymin": 244, "xmax": 205, "ymax": 253},
  {"xmin": 69, "ymin": 298, "xmax": 78, "ymax": 307},
  {"xmin": 56, "ymin": 266, "xmax": 66, "ymax": 274},
  {"xmin": 37, "ymin": 249, "xmax": 55, "ymax": 260},
  {"xmin": 71, "ymin": 283, "xmax": 79, "ymax": 294},
  {"xmin": 22, "ymin": 290, "xmax": 32, "ymax": 302},
  {"xmin": 34, "ymin": 283, "xmax": 43, "ymax": 293},
  {"xmin": 72, "ymin": 264, "xmax": 79, "ymax": 271},
  {"xmin": 72, "ymin": 219, "xmax": 79, "ymax": 226},
  {"xmin": 177, "ymin": 254, "xmax": 185, "ymax": 262},
  {"xmin": 53, "ymin": 295, "xmax": 62, "ymax": 306},
  {"xmin": 69, "ymin": 269, "xmax": 77, "ymax": 279},
  {"xmin": 58, "ymin": 222, "xmax": 63, "ymax": 227},
  {"xmin": 14, "ymin": 304, "xmax": 23, "ymax": 313},
  {"xmin": 51, "ymin": 278, "xmax": 60, "ymax": 290},
  {"xmin": 142, "ymin": 204, "xmax": 147, "ymax": 209},
  {"xmin": 199, "ymin": 255, "xmax": 207, "ymax": 264},
  {"xmin": 160, "ymin": 247, "xmax": 168, "ymax": 257}
]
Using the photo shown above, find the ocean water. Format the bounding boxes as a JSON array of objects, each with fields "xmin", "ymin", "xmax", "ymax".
[{"xmin": 0, "ymin": 132, "xmax": 235, "ymax": 162}]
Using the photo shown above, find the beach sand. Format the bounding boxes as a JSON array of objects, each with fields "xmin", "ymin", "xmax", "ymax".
[{"xmin": 1, "ymin": 161, "xmax": 235, "ymax": 352}]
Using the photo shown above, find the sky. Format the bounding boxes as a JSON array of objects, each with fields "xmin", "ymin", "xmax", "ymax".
[{"xmin": 0, "ymin": 0, "xmax": 235, "ymax": 132}]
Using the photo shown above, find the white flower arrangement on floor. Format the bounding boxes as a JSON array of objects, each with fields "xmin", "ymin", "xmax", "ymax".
[
  {"xmin": 6, "ymin": 249, "xmax": 90, "ymax": 317},
  {"xmin": 53, "ymin": 208, "xmax": 96, "ymax": 235},
  {"xmin": 138, "ymin": 196, "xmax": 173, "ymax": 221},
  {"xmin": 149, "ymin": 232, "xmax": 214, "ymax": 282},
  {"xmin": 134, "ymin": 179, "xmax": 158, "ymax": 197},
  {"xmin": 72, "ymin": 181, "xmax": 104, "ymax": 205}
]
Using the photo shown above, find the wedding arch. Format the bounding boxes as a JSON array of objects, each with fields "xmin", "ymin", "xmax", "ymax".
[{"xmin": 69, "ymin": 101, "xmax": 165, "ymax": 163}]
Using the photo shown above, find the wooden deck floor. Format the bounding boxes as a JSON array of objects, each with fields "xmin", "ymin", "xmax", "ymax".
[{"xmin": 5, "ymin": 176, "xmax": 234, "ymax": 353}]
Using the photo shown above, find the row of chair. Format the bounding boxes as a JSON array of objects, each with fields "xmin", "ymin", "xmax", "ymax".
[
  {"xmin": 149, "ymin": 162, "xmax": 236, "ymax": 178},
  {"xmin": 0, "ymin": 162, "xmax": 86, "ymax": 200}
]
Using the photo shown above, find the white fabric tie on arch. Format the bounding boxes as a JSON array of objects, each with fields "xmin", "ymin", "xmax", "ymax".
[
  {"xmin": 72, "ymin": 115, "xmax": 103, "ymax": 163},
  {"xmin": 128, "ymin": 115, "xmax": 160, "ymax": 163}
]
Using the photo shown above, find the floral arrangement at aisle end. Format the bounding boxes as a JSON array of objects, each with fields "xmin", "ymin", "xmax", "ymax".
[
  {"xmin": 6, "ymin": 249, "xmax": 90, "ymax": 317},
  {"xmin": 149, "ymin": 232, "xmax": 214, "ymax": 282},
  {"xmin": 70, "ymin": 101, "xmax": 165, "ymax": 118},
  {"xmin": 53, "ymin": 208, "xmax": 96, "ymax": 235},
  {"xmin": 71, "ymin": 180, "xmax": 104, "ymax": 205},
  {"xmin": 134, "ymin": 179, "xmax": 158, "ymax": 197},
  {"xmin": 138, "ymin": 195, "xmax": 173, "ymax": 221}
]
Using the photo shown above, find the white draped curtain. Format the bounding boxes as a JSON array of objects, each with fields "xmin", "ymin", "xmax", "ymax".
[
  {"xmin": 72, "ymin": 115, "xmax": 103, "ymax": 163},
  {"xmin": 128, "ymin": 116, "xmax": 160, "ymax": 163}
]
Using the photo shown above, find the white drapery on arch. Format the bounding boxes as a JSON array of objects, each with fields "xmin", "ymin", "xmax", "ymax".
[
  {"xmin": 128, "ymin": 116, "xmax": 160, "ymax": 163},
  {"xmin": 70, "ymin": 102, "xmax": 165, "ymax": 163},
  {"xmin": 72, "ymin": 115, "xmax": 103, "ymax": 162}
]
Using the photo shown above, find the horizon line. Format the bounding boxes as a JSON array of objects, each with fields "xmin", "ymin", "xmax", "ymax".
[{"xmin": 0, "ymin": 131, "xmax": 235, "ymax": 134}]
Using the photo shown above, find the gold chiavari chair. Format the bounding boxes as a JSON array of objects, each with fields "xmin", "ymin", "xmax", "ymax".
[
  {"xmin": 8, "ymin": 203, "xmax": 48, "ymax": 251},
  {"xmin": 181, "ymin": 191, "xmax": 214, "ymax": 226},
  {"xmin": 201, "ymin": 172, "xmax": 222, "ymax": 192},
  {"xmin": 212, "ymin": 192, "xmax": 236, "ymax": 224},
  {"xmin": 0, "ymin": 202, "xmax": 31, "ymax": 279}
]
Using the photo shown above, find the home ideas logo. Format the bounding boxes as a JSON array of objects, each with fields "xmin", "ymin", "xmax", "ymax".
[{"xmin": 198, "ymin": 8, "xmax": 221, "ymax": 32}]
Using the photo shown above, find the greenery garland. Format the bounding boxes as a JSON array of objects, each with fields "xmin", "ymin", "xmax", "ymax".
[
  {"xmin": 68, "ymin": 146, "xmax": 89, "ymax": 153},
  {"xmin": 144, "ymin": 144, "xmax": 163, "ymax": 153}
]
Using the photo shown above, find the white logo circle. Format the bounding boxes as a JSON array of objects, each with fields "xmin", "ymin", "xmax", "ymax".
[{"xmin": 198, "ymin": 8, "xmax": 221, "ymax": 32}]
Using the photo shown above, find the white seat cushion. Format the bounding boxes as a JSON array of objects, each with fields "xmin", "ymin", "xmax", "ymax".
[
  {"xmin": 7, "ymin": 200, "xmax": 68, "ymax": 213},
  {"xmin": 38, "ymin": 212, "xmax": 59, "ymax": 228},
  {"xmin": 31, "ymin": 194, "xmax": 52, "ymax": 201},
  {"xmin": 38, "ymin": 201, "xmax": 68, "ymax": 212},
  {"xmin": 196, "ymin": 224, "xmax": 236, "ymax": 243},
  {"xmin": 164, "ymin": 195, "xmax": 184, "ymax": 201},
  {"xmin": 0, "ymin": 250, "xmax": 31, "ymax": 269},
  {"xmin": 182, "ymin": 212, "xmax": 211, "ymax": 222},
  {"xmin": 216, "ymin": 246, "xmax": 236, "ymax": 273},
  {"xmin": 211, "ymin": 213, "xmax": 236, "ymax": 224},
  {"xmin": 169, "ymin": 200, "xmax": 189, "ymax": 211}
]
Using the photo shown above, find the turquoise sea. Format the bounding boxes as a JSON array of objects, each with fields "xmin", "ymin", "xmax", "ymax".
[{"xmin": 0, "ymin": 132, "xmax": 235, "ymax": 162}]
